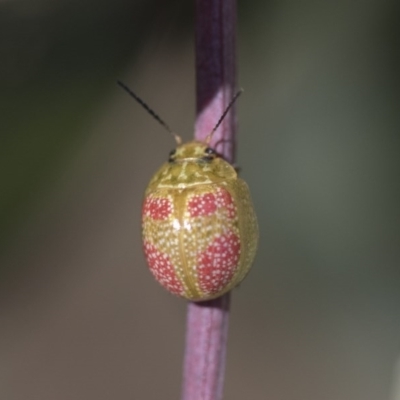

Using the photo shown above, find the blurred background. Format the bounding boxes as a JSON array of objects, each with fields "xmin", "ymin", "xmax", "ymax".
[{"xmin": 1, "ymin": 0, "xmax": 400, "ymax": 399}]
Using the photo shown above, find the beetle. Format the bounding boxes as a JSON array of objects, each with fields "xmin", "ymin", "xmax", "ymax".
[{"xmin": 118, "ymin": 81, "xmax": 258, "ymax": 301}]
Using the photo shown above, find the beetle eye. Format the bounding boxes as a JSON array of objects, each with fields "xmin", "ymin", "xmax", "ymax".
[
  {"xmin": 201, "ymin": 147, "xmax": 217, "ymax": 162},
  {"xmin": 168, "ymin": 149, "xmax": 176, "ymax": 162}
]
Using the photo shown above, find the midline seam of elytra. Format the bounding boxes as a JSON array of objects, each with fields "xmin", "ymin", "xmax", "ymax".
[{"xmin": 176, "ymin": 196, "xmax": 202, "ymax": 297}]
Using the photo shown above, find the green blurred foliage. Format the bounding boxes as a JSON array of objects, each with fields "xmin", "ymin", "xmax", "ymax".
[{"xmin": 0, "ymin": 0, "xmax": 192, "ymax": 252}]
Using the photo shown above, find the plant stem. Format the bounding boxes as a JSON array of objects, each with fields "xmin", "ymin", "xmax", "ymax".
[
  {"xmin": 181, "ymin": 296, "xmax": 231, "ymax": 400},
  {"xmin": 181, "ymin": 0, "xmax": 237, "ymax": 399}
]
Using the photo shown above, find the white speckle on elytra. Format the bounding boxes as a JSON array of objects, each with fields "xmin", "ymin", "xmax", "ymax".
[{"xmin": 172, "ymin": 219, "xmax": 180, "ymax": 230}]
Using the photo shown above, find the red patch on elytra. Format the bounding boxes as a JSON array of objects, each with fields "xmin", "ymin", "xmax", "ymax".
[
  {"xmin": 188, "ymin": 193, "xmax": 217, "ymax": 217},
  {"xmin": 188, "ymin": 188, "xmax": 236, "ymax": 219},
  {"xmin": 143, "ymin": 242, "xmax": 184, "ymax": 295},
  {"xmin": 215, "ymin": 188, "xmax": 236, "ymax": 219},
  {"xmin": 143, "ymin": 196, "xmax": 172, "ymax": 220},
  {"xmin": 197, "ymin": 231, "xmax": 240, "ymax": 294}
]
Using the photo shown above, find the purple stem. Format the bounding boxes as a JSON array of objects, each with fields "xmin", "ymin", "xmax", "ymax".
[{"xmin": 181, "ymin": 1, "xmax": 237, "ymax": 400}]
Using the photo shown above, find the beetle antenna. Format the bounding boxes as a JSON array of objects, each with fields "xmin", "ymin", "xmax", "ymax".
[
  {"xmin": 205, "ymin": 88, "xmax": 244, "ymax": 144},
  {"xmin": 117, "ymin": 80, "xmax": 182, "ymax": 145}
]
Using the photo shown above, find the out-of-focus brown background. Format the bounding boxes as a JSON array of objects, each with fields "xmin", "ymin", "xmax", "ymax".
[{"xmin": 1, "ymin": 0, "xmax": 400, "ymax": 399}]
